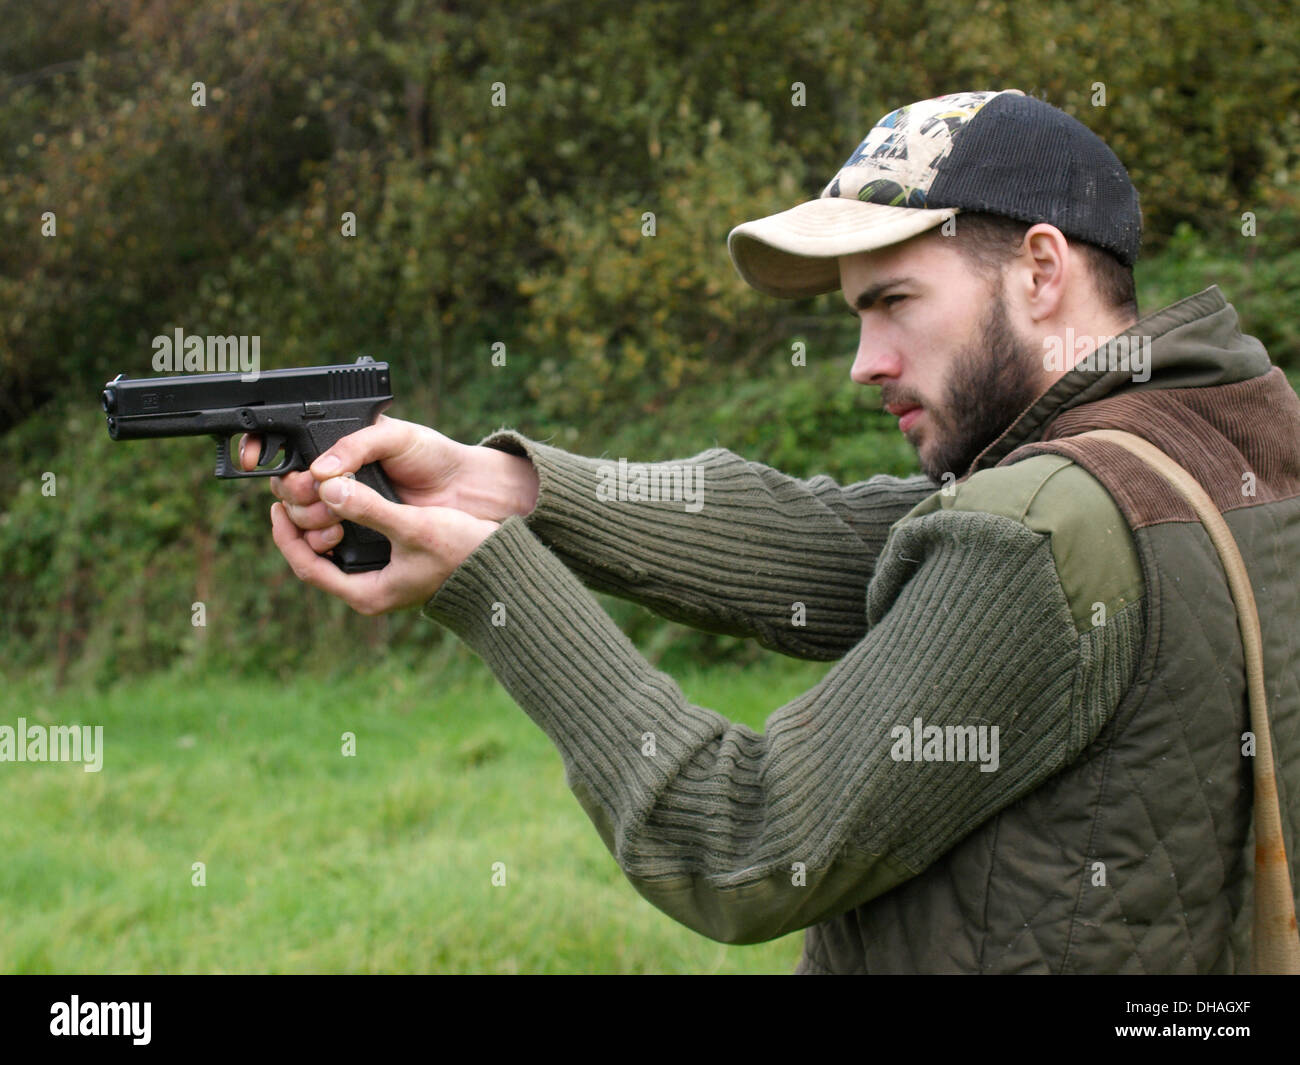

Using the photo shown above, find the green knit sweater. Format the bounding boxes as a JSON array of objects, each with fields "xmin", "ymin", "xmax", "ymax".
[{"xmin": 422, "ymin": 436, "xmax": 1146, "ymax": 945}]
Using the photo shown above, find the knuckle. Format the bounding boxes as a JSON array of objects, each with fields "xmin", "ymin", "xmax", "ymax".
[
  {"xmin": 414, "ymin": 523, "xmax": 439, "ymax": 554},
  {"xmin": 289, "ymin": 476, "xmax": 318, "ymax": 505}
]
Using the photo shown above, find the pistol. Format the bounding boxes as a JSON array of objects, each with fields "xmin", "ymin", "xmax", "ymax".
[{"xmin": 101, "ymin": 356, "xmax": 400, "ymax": 572}]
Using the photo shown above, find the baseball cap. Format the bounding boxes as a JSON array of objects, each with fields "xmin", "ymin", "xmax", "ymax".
[{"xmin": 727, "ymin": 89, "xmax": 1142, "ymax": 299}]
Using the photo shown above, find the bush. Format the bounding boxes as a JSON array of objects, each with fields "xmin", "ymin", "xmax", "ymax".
[{"xmin": 2, "ymin": 0, "xmax": 1296, "ymax": 683}]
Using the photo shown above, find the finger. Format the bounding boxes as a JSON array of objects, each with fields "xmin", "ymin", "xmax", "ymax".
[
  {"xmin": 270, "ymin": 469, "xmax": 322, "ymax": 507},
  {"xmin": 305, "ymin": 524, "xmax": 344, "ymax": 554},
  {"xmin": 270, "ymin": 502, "xmax": 379, "ymax": 608},
  {"xmin": 308, "ymin": 414, "xmax": 423, "ymax": 479},
  {"xmin": 280, "ymin": 498, "xmax": 342, "ymax": 532},
  {"xmin": 317, "ymin": 474, "xmax": 421, "ymax": 543},
  {"xmin": 239, "ymin": 433, "xmax": 263, "ymax": 471}
]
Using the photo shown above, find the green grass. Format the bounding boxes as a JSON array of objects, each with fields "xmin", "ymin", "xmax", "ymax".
[{"xmin": 0, "ymin": 654, "xmax": 834, "ymax": 973}]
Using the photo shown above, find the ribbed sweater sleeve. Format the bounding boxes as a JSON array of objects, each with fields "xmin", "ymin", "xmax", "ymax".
[
  {"xmin": 476, "ymin": 430, "xmax": 939, "ymax": 659},
  {"xmin": 422, "ymin": 507, "xmax": 1145, "ymax": 945}
]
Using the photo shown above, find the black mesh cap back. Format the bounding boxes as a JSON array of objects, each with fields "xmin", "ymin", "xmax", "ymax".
[{"xmin": 928, "ymin": 92, "xmax": 1143, "ymax": 266}]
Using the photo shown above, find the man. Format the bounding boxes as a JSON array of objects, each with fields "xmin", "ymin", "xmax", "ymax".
[{"xmin": 251, "ymin": 90, "xmax": 1300, "ymax": 972}]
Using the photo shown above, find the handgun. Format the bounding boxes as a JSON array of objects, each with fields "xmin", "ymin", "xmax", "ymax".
[{"xmin": 101, "ymin": 356, "xmax": 400, "ymax": 572}]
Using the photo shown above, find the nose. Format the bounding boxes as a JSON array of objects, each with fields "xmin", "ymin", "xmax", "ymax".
[{"xmin": 849, "ymin": 320, "xmax": 902, "ymax": 385}]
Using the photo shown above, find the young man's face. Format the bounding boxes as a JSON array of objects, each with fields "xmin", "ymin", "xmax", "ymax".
[{"xmin": 839, "ymin": 232, "xmax": 1043, "ymax": 483}]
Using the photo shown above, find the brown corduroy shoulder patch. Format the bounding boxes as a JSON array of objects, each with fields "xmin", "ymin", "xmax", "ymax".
[{"xmin": 1002, "ymin": 368, "xmax": 1300, "ymax": 530}]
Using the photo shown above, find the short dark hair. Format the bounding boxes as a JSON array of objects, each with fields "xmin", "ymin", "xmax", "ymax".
[{"xmin": 945, "ymin": 212, "xmax": 1138, "ymax": 322}]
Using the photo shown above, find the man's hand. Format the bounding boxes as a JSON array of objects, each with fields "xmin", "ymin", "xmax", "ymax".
[
  {"xmin": 241, "ymin": 416, "xmax": 523, "ymax": 614},
  {"xmin": 241, "ymin": 415, "xmax": 537, "ymax": 554}
]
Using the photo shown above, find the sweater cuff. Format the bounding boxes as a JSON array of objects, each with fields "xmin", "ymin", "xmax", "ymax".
[
  {"xmin": 477, "ymin": 428, "xmax": 637, "ymax": 542},
  {"xmin": 476, "ymin": 430, "xmax": 593, "ymax": 509},
  {"xmin": 421, "ymin": 509, "xmax": 657, "ymax": 684},
  {"xmin": 420, "ymin": 511, "xmax": 555, "ymax": 641}
]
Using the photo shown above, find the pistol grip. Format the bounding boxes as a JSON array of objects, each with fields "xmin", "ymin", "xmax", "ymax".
[{"xmin": 303, "ymin": 417, "xmax": 401, "ymax": 573}]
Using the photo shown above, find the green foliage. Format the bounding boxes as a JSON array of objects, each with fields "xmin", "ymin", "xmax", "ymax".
[
  {"xmin": 519, "ymin": 99, "xmax": 805, "ymax": 422},
  {"xmin": 3, "ymin": 0, "xmax": 1297, "ymax": 422},
  {"xmin": 1135, "ymin": 196, "xmax": 1300, "ymax": 363},
  {"xmin": 0, "ymin": 0, "xmax": 1297, "ymax": 681}
]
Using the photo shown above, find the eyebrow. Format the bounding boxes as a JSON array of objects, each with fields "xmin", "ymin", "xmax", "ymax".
[{"xmin": 847, "ymin": 276, "xmax": 915, "ymax": 312}]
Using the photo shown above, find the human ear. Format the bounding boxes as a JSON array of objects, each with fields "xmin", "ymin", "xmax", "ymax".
[{"xmin": 1018, "ymin": 224, "xmax": 1069, "ymax": 322}]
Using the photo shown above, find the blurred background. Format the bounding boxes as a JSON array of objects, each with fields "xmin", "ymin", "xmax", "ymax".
[{"xmin": 1, "ymin": 0, "xmax": 1297, "ymax": 973}]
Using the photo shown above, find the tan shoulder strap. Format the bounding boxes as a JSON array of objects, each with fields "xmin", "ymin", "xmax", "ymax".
[{"xmin": 1077, "ymin": 429, "xmax": 1300, "ymax": 973}]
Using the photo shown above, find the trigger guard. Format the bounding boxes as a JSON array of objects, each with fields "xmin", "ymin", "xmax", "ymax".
[
  {"xmin": 214, "ymin": 434, "xmax": 303, "ymax": 479},
  {"xmin": 257, "ymin": 451, "xmax": 300, "ymax": 476}
]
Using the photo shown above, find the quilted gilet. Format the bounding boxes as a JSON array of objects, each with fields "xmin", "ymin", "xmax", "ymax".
[{"xmin": 798, "ymin": 287, "xmax": 1300, "ymax": 973}]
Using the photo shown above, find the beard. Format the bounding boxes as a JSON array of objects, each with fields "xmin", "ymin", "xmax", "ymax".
[{"xmin": 911, "ymin": 291, "xmax": 1043, "ymax": 483}]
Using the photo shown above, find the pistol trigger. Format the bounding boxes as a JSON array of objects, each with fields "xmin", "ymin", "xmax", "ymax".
[{"xmin": 257, "ymin": 433, "xmax": 287, "ymax": 468}]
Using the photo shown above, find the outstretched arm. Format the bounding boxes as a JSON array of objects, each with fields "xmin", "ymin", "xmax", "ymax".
[
  {"xmin": 250, "ymin": 419, "xmax": 938, "ymax": 658},
  {"xmin": 474, "ymin": 431, "xmax": 939, "ymax": 659}
]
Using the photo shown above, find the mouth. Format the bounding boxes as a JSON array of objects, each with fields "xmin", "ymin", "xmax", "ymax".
[{"xmin": 885, "ymin": 403, "xmax": 924, "ymax": 432}]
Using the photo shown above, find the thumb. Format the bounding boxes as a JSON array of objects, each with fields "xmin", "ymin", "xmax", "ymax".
[
  {"xmin": 309, "ymin": 415, "xmax": 420, "ymax": 479},
  {"xmin": 318, "ymin": 474, "xmax": 418, "ymax": 542}
]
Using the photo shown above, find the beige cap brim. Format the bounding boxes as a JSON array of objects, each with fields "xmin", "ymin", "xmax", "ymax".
[{"xmin": 727, "ymin": 198, "xmax": 959, "ymax": 299}]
